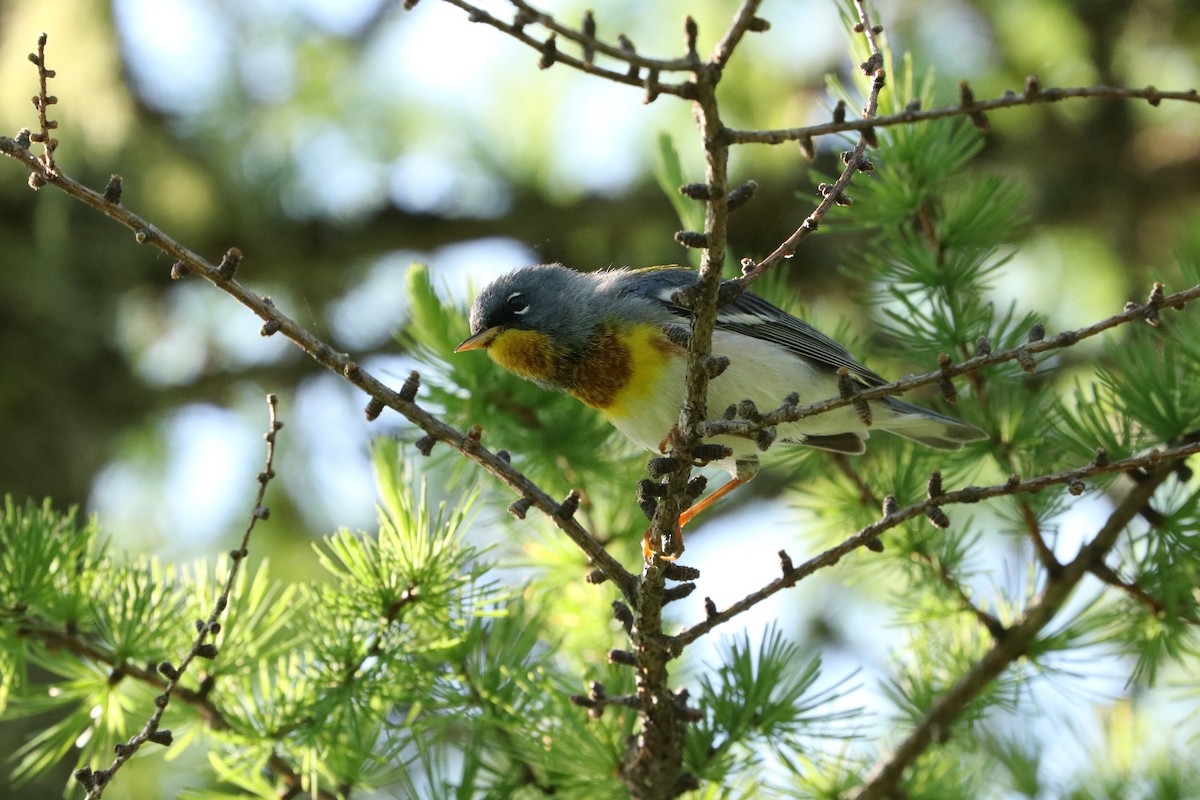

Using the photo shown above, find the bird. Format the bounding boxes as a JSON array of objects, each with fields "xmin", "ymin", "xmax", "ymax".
[{"xmin": 455, "ymin": 264, "xmax": 986, "ymax": 560}]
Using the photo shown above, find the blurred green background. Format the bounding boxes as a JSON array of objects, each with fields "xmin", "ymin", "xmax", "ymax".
[{"xmin": 1, "ymin": 0, "xmax": 1198, "ymax": 795}]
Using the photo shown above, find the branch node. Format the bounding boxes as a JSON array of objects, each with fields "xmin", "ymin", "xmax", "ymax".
[
  {"xmin": 1016, "ymin": 347, "xmax": 1037, "ymax": 373},
  {"xmin": 727, "ymin": 179, "xmax": 759, "ymax": 211},
  {"xmin": 937, "ymin": 352, "xmax": 958, "ymax": 403},
  {"xmin": 415, "ymin": 433, "xmax": 437, "ymax": 456},
  {"xmin": 538, "ymin": 34, "xmax": 557, "ymax": 70},
  {"xmin": 102, "ymin": 174, "xmax": 123, "ymax": 204},
  {"xmin": 704, "ymin": 596, "xmax": 718, "ymax": 618},
  {"xmin": 832, "ymin": 99, "xmax": 847, "ymax": 124},
  {"xmin": 663, "ymin": 582, "xmax": 696, "ymax": 603},
  {"xmin": 882, "ymin": 494, "xmax": 899, "ymax": 516},
  {"xmin": 924, "ymin": 504, "xmax": 951, "ymax": 529},
  {"xmin": 683, "ymin": 15, "xmax": 699, "ymax": 60},
  {"xmin": 927, "ymin": 470, "xmax": 944, "ymax": 498},
  {"xmin": 778, "ymin": 549, "xmax": 794, "ymax": 574},
  {"xmin": 665, "ymin": 563, "xmax": 700, "ymax": 581},
  {"xmin": 1024, "ymin": 74, "xmax": 1041, "ymax": 99},
  {"xmin": 717, "ymin": 278, "xmax": 744, "ymax": 307},
  {"xmin": 74, "ymin": 767, "xmax": 97, "ymax": 791},
  {"xmin": 612, "ymin": 600, "xmax": 634, "ymax": 633},
  {"xmin": 974, "ymin": 335, "xmax": 992, "ymax": 356},
  {"xmin": 216, "ymin": 247, "xmax": 242, "ymax": 280},
  {"xmin": 608, "ymin": 649, "xmax": 636, "ymax": 666},
  {"xmin": 637, "ymin": 483, "xmax": 659, "ymax": 521},
  {"xmin": 581, "ymin": 11, "xmax": 596, "ymax": 65},
  {"xmin": 508, "ymin": 497, "xmax": 532, "ymax": 520},
  {"xmin": 1027, "ymin": 322, "xmax": 1045, "ymax": 342},
  {"xmin": 618, "ymin": 34, "xmax": 638, "ymax": 79},
  {"xmin": 674, "ymin": 230, "xmax": 708, "ymax": 249},
  {"xmin": 665, "ymin": 324, "xmax": 690, "ymax": 348},
  {"xmin": 555, "ymin": 489, "xmax": 582, "ymax": 520},
  {"xmin": 959, "ymin": 80, "xmax": 976, "ymax": 107},
  {"xmin": 399, "ymin": 371, "xmax": 421, "ymax": 402},
  {"xmin": 842, "ymin": 150, "xmax": 874, "ymax": 172},
  {"xmin": 460, "ymin": 425, "xmax": 482, "ymax": 452},
  {"xmin": 587, "ymin": 568, "xmax": 607, "ymax": 584},
  {"xmin": 747, "ymin": 17, "xmax": 771, "ymax": 32},
  {"xmin": 837, "ymin": 367, "xmax": 872, "ymax": 425},
  {"xmin": 365, "ymin": 398, "xmax": 385, "ymax": 421},
  {"xmin": 692, "ymin": 443, "xmax": 734, "ymax": 464},
  {"xmin": 645, "ymin": 459, "xmax": 680, "ymax": 479},
  {"xmin": 859, "ymin": 52, "xmax": 883, "ymax": 76},
  {"xmin": 170, "ymin": 260, "xmax": 190, "ymax": 280},
  {"xmin": 147, "ymin": 729, "xmax": 173, "ymax": 747},
  {"xmin": 259, "ymin": 319, "xmax": 281, "ymax": 337},
  {"xmin": 704, "ymin": 355, "xmax": 730, "ymax": 378},
  {"xmin": 134, "ymin": 227, "xmax": 153, "ymax": 244},
  {"xmin": 798, "ymin": 134, "xmax": 815, "ymax": 160},
  {"xmin": 643, "ymin": 68, "xmax": 661, "ymax": 104},
  {"xmin": 1067, "ymin": 478, "xmax": 1086, "ymax": 496},
  {"xmin": 679, "ymin": 182, "xmax": 712, "ymax": 200}
]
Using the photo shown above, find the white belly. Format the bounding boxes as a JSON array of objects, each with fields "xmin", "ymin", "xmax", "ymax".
[{"xmin": 606, "ymin": 331, "xmax": 866, "ymax": 465}]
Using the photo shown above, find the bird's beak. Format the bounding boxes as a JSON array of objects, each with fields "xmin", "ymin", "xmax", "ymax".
[{"xmin": 454, "ymin": 326, "xmax": 502, "ymax": 353}]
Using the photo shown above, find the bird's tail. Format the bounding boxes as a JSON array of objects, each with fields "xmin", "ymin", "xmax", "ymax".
[{"xmin": 877, "ymin": 397, "xmax": 988, "ymax": 450}]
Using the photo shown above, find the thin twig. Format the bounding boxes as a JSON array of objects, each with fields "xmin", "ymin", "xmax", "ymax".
[
  {"xmin": 669, "ymin": 439, "xmax": 1200, "ymax": 651},
  {"xmin": 26, "ymin": 32, "xmax": 59, "ymax": 174},
  {"xmin": 736, "ymin": 0, "xmax": 887, "ymax": 285},
  {"xmin": 432, "ymin": 0, "xmax": 694, "ymax": 97},
  {"xmin": 722, "ymin": 83, "xmax": 1200, "ymax": 146},
  {"xmin": 77, "ymin": 396, "xmax": 284, "ymax": 798},
  {"xmin": 505, "ymin": 0, "xmax": 695, "ymax": 72},
  {"xmin": 19, "ymin": 617, "xmax": 335, "ymax": 800},
  {"xmin": 1089, "ymin": 562, "xmax": 1200, "ymax": 624},
  {"xmin": 914, "ymin": 552, "xmax": 1008, "ymax": 640},
  {"xmin": 709, "ymin": 0, "xmax": 765, "ymax": 68}
]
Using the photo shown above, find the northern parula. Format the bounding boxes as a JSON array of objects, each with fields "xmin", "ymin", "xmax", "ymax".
[{"xmin": 456, "ymin": 264, "xmax": 986, "ymax": 559}]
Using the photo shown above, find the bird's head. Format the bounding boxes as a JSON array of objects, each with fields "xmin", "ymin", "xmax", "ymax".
[{"xmin": 455, "ymin": 264, "xmax": 594, "ymax": 382}]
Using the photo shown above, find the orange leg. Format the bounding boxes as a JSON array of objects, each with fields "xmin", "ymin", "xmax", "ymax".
[{"xmin": 643, "ymin": 476, "xmax": 747, "ymax": 561}]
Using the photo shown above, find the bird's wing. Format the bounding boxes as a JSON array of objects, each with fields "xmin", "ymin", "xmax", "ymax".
[{"xmin": 617, "ymin": 267, "xmax": 887, "ymax": 387}]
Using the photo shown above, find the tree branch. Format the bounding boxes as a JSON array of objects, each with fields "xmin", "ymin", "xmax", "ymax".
[
  {"xmin": 849, "ymin": 456, "xmax": 1182, "ymax": 800},
  {"xmin": 428, "ymin": 0, "xmax": 696, "ymax": 97},
  {"xmin": 77, "ymin": 396, "xmax": 283, "ymax": 798},
  {"xmin": 736, "ymin": 0, "xmax": 887, "ymax": 284},
  {"xmin": 0, "ymin": 132, "xmax": 638, "ymax": 602},
  {"xmin": 669, "ymin": 440, "xmax": 1200, "ymax": 652},
  {"xmin": 694, "ymin": 281, "xmax": 1200, "ymax": 443},
  {"xmin": 722, "ymin": 82, "xmax": 1200, "ymax": 146}
]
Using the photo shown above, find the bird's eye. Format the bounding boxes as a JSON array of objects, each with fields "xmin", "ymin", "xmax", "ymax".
[{"xmin": 506, "ymin": 292, "xmax": 529, "ymax": 314}]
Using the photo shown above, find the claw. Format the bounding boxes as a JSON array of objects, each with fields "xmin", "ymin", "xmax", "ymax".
[
  {"xmin": 641, "ymin": 475, "xmax": 749, "ymax": 562},
  {"xmin": 642, "ymin": 526, "xmax": 684, "ymax": 562},
  {"xmin": 657, "ymin": 424, "xmax": 679, "ymax": 455}
]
